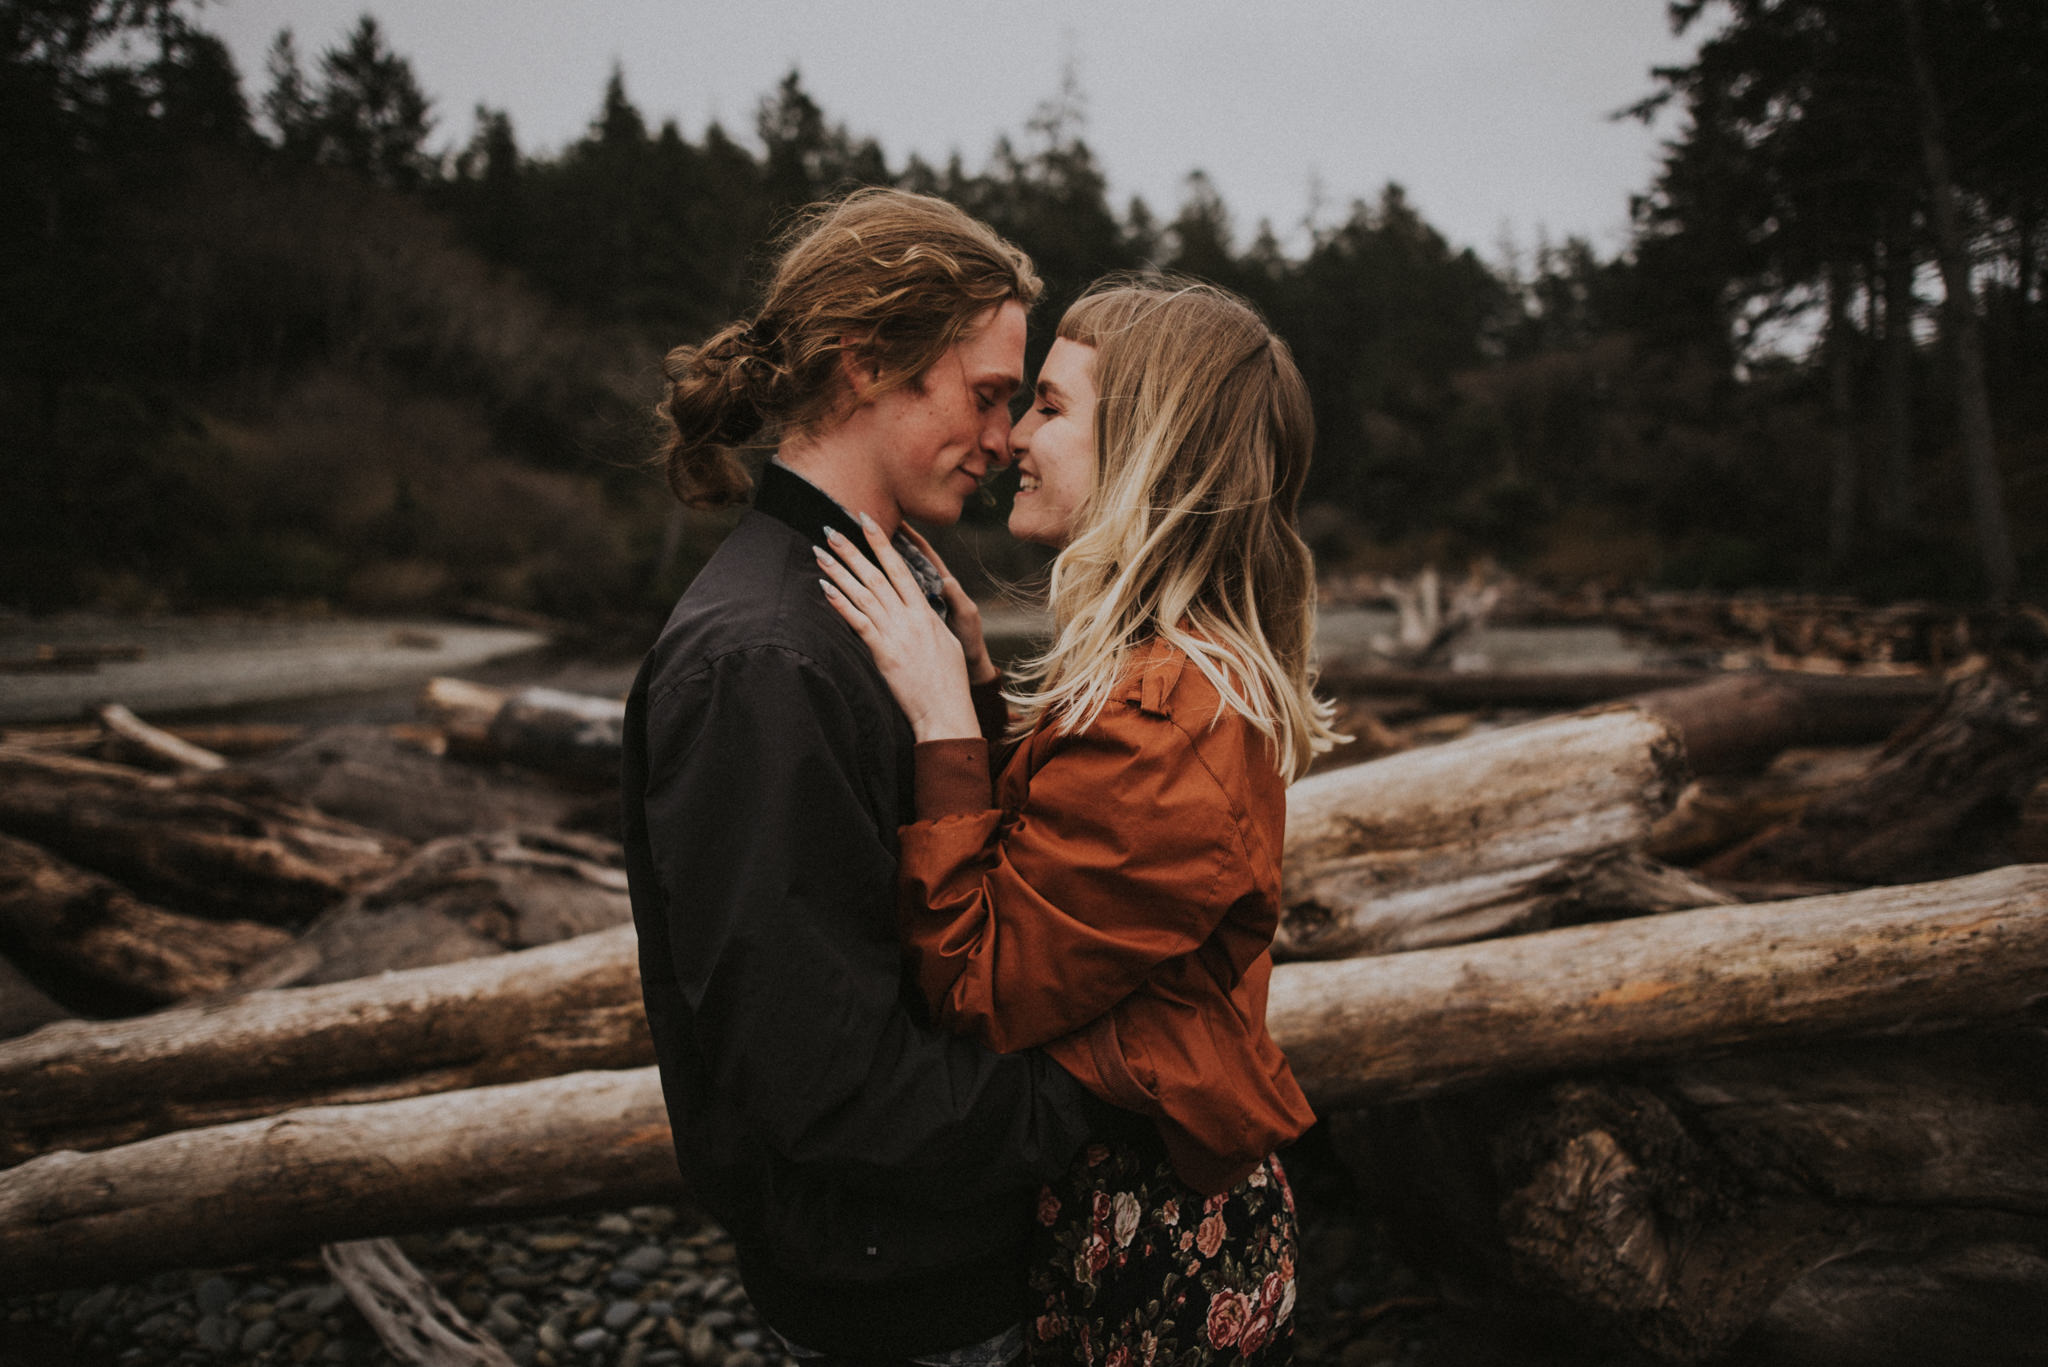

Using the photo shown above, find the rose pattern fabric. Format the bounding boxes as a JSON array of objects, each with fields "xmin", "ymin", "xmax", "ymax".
[{"xmin": 1028, "ymin": 1138, "xmax": 1298, "ymax": 1366}]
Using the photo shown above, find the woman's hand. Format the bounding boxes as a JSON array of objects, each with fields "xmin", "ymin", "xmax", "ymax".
[
  {"xmin": 893, "ymin": 523, "xmax": 999, "ymax": 686},
  {"xmin": 816, "ymin": 516, "xmax": 981, "ymax": 742}
]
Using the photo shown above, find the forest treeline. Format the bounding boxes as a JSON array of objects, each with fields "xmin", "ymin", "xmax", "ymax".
[{"xmin": 3, "ymin": 0, "xmax": 2045, "ymax": 618}]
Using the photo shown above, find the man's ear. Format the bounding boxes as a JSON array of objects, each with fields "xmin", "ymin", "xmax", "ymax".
[{"xmin": 838, "ymin": 341, "xmax": 883, "ymax": 404}]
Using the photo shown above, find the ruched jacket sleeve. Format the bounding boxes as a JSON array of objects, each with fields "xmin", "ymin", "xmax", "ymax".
[{"xmin": 897, "ymin": 671, "xmax": 1261, "ymax": 1056}]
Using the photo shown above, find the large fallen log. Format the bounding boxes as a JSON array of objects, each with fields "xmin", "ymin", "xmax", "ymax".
[
  {"xmin": 8, "ymin": 865, "xmax": 2042, "ymax": 1180},
  {"xmin": 417, "ymin": 678, "xmax": 625, "ymax": 784},
  {"xmin": 0, "ymin": 833, "xmax": 294, "ymax": 1012},
  {"xmin": 234, "ymin": 827, "xmax": 632, "ymax": 989},
  {"xmin": 215, "ymin": 725, "xmax": 585, "ymax": 841},
  {"xmin": 1338, "ymin": 1029, "xmax": 2048, "ymax": 1364},
  {"xmin": 1269, "ymin": 863, "xmax": 2048, "ymax": 1107},
  {"xmin": 0, "ymin": 1068, "xmax": 679, "ymax": 1294},
  {"xmin": 1315, "ymin": 666, "xmax": 1940, "ymax": 731},
  {"xmin": 1631, "ymin": 671, "xmax": 1937, "ymax": 775},
  {"xmin": 1704, "ymin": 664, "xmax": 2048, "ymax": 885},
  {"xmin": 0, "ymin": 925, "xmax": 647, "ymax": 1165},
  {"xmin": 1278, "ymin": 707, "xmax": 1691, "ymax": 958},
  {"xmin": 0, "ymin": 745, "xmax": 407, "ymax": 924}
]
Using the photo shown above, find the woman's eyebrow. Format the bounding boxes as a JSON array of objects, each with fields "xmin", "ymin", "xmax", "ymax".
[{"xmin": 1036, "ymin": 378, "xmax": 1067, "ymax": 405}]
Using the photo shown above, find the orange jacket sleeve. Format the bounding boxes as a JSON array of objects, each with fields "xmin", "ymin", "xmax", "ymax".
[{"xmin": 896, "ymin": 702, "xmax": 1258, "ymax": 1055}]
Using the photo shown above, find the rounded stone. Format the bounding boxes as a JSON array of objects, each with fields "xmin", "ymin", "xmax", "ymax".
[
  {"xmin": 242, "ymin": 1317, "xmax": 281, "ymax": 1352},
  {"xmin": 684, "ymin": 1321, "xmax": 720, "ymax": 1365},
  {"xmin": 723, "ymin": 1351, "xmax": 763, "ymax": 1367},
  {"xmin": 195, "ymin": 1313, "xmax": 233, "ymax": 1352},
  {"xmin": 609, "ymin": 1270, "xmax": 645, "ymax": 1293},
  {"xmin": 196, "ymin": 1277, "xmax": 235, "ymax": 1316},
  {"xmin": 619, "ymin": 1245, "xmax": 669, "ymax": 1278},
  {"xmin": 573, "ymin": 1326, "xmax": 614, "ymax": 1352},
  {"xmin": 307, "ymin": 1285, "xmax": 349, "ymax": 1316},
  {"xmin": 604, "ymin": 1300, "xmax": 645, "ymax": 1332}
]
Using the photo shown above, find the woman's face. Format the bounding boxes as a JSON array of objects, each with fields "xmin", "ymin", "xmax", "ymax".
[{"xmin": 1007, "ymin": 338, "xmax": 1097, "ymax": 548}]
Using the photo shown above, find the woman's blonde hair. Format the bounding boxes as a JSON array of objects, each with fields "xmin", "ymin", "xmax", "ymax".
[
  {"xmin": 657, "ymin": 188, "xmax": 1043, "ymax": 507},
  {"xmin": 1008, "ymin": 277, "xmax": 1342, "ymax": 781}
]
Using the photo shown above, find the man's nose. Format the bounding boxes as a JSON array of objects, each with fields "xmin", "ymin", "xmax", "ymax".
[{"xmin": 983, "ymin": 411, "xmax": 1015, "ymax": 463}]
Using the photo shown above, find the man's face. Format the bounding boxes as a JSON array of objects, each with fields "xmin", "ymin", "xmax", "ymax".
[{"xmin": 870, "ymin": 300, "xmax": 1027, "ymax": 527}]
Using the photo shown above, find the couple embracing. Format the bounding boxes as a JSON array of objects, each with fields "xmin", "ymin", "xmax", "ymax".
[{"xmin": 623, "ymin": 188, "xmax": 1339, "ymax": 1367}]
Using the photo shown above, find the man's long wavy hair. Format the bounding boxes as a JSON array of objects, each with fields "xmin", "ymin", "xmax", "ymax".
[
  {"xmin": 1007, "ymin": 278, "xmax": 1342, "ymax": 782},
  {"xmin": 656, "ymin": 188, "xmax": 1042, "ymax": 508}
]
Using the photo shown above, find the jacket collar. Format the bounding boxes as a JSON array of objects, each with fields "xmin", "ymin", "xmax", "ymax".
[
  {"xmin": 753, "ymin": 460, "xmax": 949, "ymax": 617},
  {"xmin": 754, "ymin": 459, "xmax": 871, "ymax": 563}
]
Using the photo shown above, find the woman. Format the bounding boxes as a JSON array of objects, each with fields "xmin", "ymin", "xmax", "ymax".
[{"xmin": 818, "ymin": 278, "xmax": 1341, "ymax": 1365}]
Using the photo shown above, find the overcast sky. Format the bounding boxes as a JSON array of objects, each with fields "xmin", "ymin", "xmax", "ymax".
[{"xmin": 203, "ymin": 0, "xmax": 1707, "ymax": 263}]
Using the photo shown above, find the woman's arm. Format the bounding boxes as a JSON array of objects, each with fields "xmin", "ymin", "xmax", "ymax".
[{"xmin": 897, "ymin": 705, "xmax": 1258, "ymax": 1055}]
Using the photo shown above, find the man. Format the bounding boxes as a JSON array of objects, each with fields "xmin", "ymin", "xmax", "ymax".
[{"xmin": 622, "ymin": 189, "xmax": 1112, "ymax": 1365}]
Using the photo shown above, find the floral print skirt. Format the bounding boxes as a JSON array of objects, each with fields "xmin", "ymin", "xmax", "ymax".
[{"xmin": 1027, "ymin": 1135, "xmax": 1299, "ymax": 1367}]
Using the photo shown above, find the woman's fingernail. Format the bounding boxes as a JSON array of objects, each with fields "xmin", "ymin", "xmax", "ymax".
[
  {"xmin": 857, "ymin": 511, "xmax": 877, "ymax": 531},
  {"xmin": 818, "ymin": 578, "xmax": 838, "ymax": 595},
  {"xmin": 812, "ymin": 544, "xmax": 829, "ymax": 559}
]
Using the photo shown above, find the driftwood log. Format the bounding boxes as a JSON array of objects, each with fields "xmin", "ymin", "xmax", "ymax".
[
  {"xmin": 239, "ymin": 828, "xmax": 632, "ymax": 989},
  {"xmin": 0, "ymin": 833, "xmax": 294, "ymax": 1015},
  {"xmin": 0, "ymin": 746, "xmax": 407, "ymax": 924},
  {"xmin": 418, "ymin": 678, "xmax": 625, "ymax": 785},
  {"xmin": 1268, "ymin": 864, "xmax": 2048, "ymax": 1107},
  {"xmin": 1317, "ymin": 666, "xmax": 1940, "ymax": 731},
  {"xmin": 0, "ymin": 1069, "xmax": 680, "ymax": 1293},
  {"xmin": 8, "ymin": 873, "xmax": 2039, "ymax": 1303},
  {"xmin": 93, "ymin": 703, "xmax": 227, "ymax": 774},
  {"xmin": 1704, "ymin": 664, "xmax": 2048, "ymax": 886},
  {"xmin": 1647, "ymin": 745, "xmax": 1878, "ymax": 865},
  {"xmin": 1277, "ymin": 707, "xmax": 1692, "ymax": 958},
  {"xmin": 323, "ymin": 1238, "xmax": 519, "ymax": 1367},
  {"xmin": 1339, "ymin": 1028, "xmax": 2048, "ymax": 1364},
  {"xmin": 219, "ymin": 725, "xmax": 585, "ymax": 841},
  {"xmin": 0, "ymin": 925, "xmax": 648, "ymax": 1165}
]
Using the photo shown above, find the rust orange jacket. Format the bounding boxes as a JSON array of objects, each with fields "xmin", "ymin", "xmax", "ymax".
[{"xmin": 897, "ymin": 640, "xmax": 1315, "ymax": 1194}]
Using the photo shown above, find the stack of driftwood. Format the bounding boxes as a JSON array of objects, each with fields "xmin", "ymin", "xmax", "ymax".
[{"xmin": 3, "ymin": 647, "xmax": 2046, "ymax": 1364}]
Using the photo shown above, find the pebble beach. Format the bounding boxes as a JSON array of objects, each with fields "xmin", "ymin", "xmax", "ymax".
[{"xmin": 1, "ymin": 1138, "xmax": 1497, "ymax": 1367}]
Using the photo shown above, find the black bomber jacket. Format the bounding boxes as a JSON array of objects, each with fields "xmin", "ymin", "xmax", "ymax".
[{"xmin": 622, "ymin": 463, "xmax": 1108, "ymax": 1357}]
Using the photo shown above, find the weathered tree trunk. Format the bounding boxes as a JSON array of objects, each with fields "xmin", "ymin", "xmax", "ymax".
[
  {"xmin": 1278, "ymin": 707, "xmax": 1690, "ymax": 958},
  {"xmin": 323, "ymin": 1238, "xmax": 519, "ymax": 1367},
  {"xmin": 1648, "ymin": 745, "xmax": 1878, "ymax": 865},
  {"xmin": 1317, "ymin": 665, "xmax": 1711, "ymax": 710},
  {"xmin": 243, "ymin": 828, "xmax": 631, "ymax": 990},
  {"xmin": 0, "ymin": 746, "xmax": 407, "ymax": 924},
  {"xmin": 0, "ymin": 925, "xmax": 648, "ymax": 1166},
  {"xmin": 0, "ymin": 1068, "xmax": 680, "ymax": 1294},
  {"xmin": 0, "ymin": 834, "xmax": 294, "ymax": 1012},
  {"xmin": 1268, "ymin": 864, "xmax": 2048, "ymax": 1109},
  {"xmin": 486, "ymin": 688, "xmax": 626, "ymax": 786},
  {"xmin": 12, "ymin": 866, "xmax": 2042, "ymax": 1175},
  {"xmin": 418, "ymin": 678, "xmax": 625, "ymax": 784},
  {"xmin": 1632, "ymin": 672, "xmax": 1936, "ymax": 776},
  {"xmin": 1704, "ymin": 666, "xmax": 2048, "ymax": 885},
  {"xmin": 220, "ymin": 725, "xmax": 584, "ymax": 840},
  {"xmin": 1337, "ymin": 1028, "xmax": 2048, "ymax": 1364}
]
